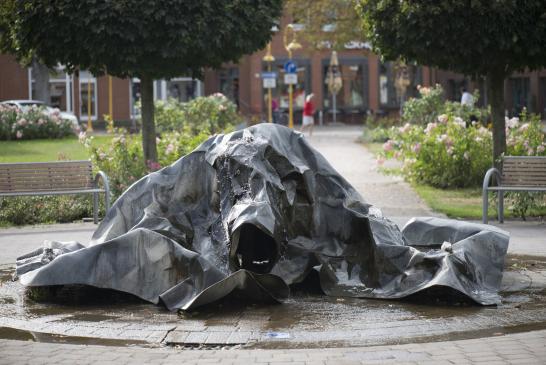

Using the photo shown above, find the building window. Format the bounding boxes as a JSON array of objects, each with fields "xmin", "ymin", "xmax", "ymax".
[
  {"xmin": 379, "ymin": 62, "xmax": 398, "ymax": 109},
  {"xmin": 219, "ymin": 68, "xmax": 239, "ymax": 107},
  {"xmin": 130, "ymin": 78, "xmax": 141, "ymax": 119},
  {"xmin": 166, "ymin": 78, "xmax": 199, "ymax": 102},
  {"xmin": 79, "ymin": 71, "xmax": 97, "ymax": 121},
  {"xmin": 30, "ymin": 65, "xmax": 73, "ymax": 112},
  {"xmin": 540, "ymin": 77, "xmax": 546, "ymax": 118},
  {"xmin": 510, "ymin": 77, "xmax": 530, "ymax": 116},
  {"xmin": 322, "ymin": 60, "xmax": 368, "ymax": 111}
]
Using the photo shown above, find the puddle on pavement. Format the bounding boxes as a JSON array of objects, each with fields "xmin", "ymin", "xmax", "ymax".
[
  {"xmin": 0, "ymin": 255, "xmax": 545, "ymax": 348},
  {"xmin": 0, "ymin": 326, "xmax": 155, "ymax": 347}
]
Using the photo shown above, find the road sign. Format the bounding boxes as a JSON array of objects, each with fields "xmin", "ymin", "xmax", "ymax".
[
  {"xmin": 263, "ymin": 78, "xmax": 276, "ymax": 88},
  {"xmin": 284, "ymin": 61, "xmax": 297, "ymax": 74},
  {"xmin": 284, "ymin": 73, "xmax": 298, "ymax": 85},
  {"xmin": 261, "ymin": 72, "xmax": 277, "ymax": 79}
]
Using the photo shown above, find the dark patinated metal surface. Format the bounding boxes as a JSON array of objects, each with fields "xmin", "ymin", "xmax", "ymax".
[{"xmin": 15, "ymin": 124, "xmax": 509, "ymax": 311}]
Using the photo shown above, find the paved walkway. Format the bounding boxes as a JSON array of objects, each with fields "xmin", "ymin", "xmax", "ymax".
[
  {"xmin": 305, "ymin": 126, "xmax": 546, "ymax": 257},
  {"xmin": 0, "ymin": 125, "xmax": 545, "ymax": 363},
  {"xmin": 1, "ymin": 329, "xmax": 545, "ymax": 364}
]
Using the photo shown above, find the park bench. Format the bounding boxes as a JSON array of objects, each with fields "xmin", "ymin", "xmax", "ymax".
[
  {"xmin": 0, "ymin": 160, "xmax": 110, "ymax": 224},
  {"xmin": 482, "ymin": 156, "xmax": 546, "ymax": 224}
]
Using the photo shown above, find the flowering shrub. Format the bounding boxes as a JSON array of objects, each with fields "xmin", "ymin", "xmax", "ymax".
[
  {"xmin": 505, "ymin": 110, "xmax": 546, "ymax": 156},
  {"xmin": 381, "ymin": 115, "xmax": 493, "ymax": 188},
  {"xmin": 380, "ymin": 111, "xmax": 545, "ymax": 217},
  {"xmin": 0, "ymin": 104, "xmax": 75, "ymax": 140},
  {"xmin": 401, "ymin": 85, "xmax": 445, "ymax": 126},
  {"xmin": 144, "ymin": 94, "xmax": 240, "ymax": 134},
  {"xmin": 401, "ymin": 84, "xmax": 488, "ymax": 126},
  {"xmin": 503, "ymin": 110, "xmax": 546, "ymax": 218},
  {"xmin": 82, "ymin": 127, "xmax": 211, "ymax": 199}
]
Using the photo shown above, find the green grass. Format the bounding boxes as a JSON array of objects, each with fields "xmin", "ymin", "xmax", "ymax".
[
  {"xmin": 363, "ymin": 142, "xmax": 383, "ymax": 155},
  {"xmin": 413, "ymin": 183, "xmax": 546, "ymax": 220},
  {"xmin": 0, "ymin": 135, "xmax": 112, "ymax": 163}
]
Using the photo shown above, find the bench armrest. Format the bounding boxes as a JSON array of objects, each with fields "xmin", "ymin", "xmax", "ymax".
[
  {"xmin": 94, "ymin": 170, "xmax": 111, "ymax": 212},
  {"xmin": 482, "ymin": 167, "xmax": 501, "ymax": 191}
]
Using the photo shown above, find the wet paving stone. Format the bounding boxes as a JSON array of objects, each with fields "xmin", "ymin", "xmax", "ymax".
[{"xmin": 1, "ymin": 257, "xmax": 546, "ymax": 349}]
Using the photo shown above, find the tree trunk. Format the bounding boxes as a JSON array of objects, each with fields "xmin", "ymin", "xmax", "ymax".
[
  {"xmin": 140, "ymin": 74, "xmax": 157, "ymax": 163},
  {"xmin": 486, "ymin": 71, "xmax": 506, "ymax": 168},
  {"xmin": 31, "ymin": 59, "xmax": 50, "ymax": 103}
]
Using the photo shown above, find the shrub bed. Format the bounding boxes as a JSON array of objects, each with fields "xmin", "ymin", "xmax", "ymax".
[
  {"xmin": 0, "ymin": 94, "xmax": 240, "ymax": 226},
  {"xmin": 0, "ymin": 104, "xmax": 75, "ymax": 140}
]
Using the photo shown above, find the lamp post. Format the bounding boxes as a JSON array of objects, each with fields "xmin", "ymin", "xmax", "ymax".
[
  {"xmin": 327, "ymin": 51, "xmax": 342, "ymax": 124},
  {"xmin": 262, "ymin": 43, "xmax": 275, "ymax": 123},
  {"xmin": 283, "ymin": 24, "xmax": 301, "ymax": 129}
]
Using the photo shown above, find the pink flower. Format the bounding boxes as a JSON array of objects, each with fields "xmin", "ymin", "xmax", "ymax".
[
  {"xmin": 376, "ymin": 156, "xmax": 385, "ymax": 166},
  {"xmin": 394, "ymin": 151, "xmax": 402, "ymax": 159},
  {"xmin": 527, "ymin": 148, "xmax": 534, "ymax": 156},
  {"xmin": 78, "ymin": 131, "xmax": 87, "ymax": 143},
  {"xmin": 16, "ymin": 130, "xmax": 23, "ymax": 139},
  {"xmin": 519, "ymin": 123, "xmax": 529, "ymax": 132},
  {"xmin": 438, "ymin": 134, "xmax": 452, "ymax": 147},
  {"xmin": 165, "ymin": 143, "xmax": 175, "ymax": 154},
  {"xmin": 17, "ymin": 118, "xmax": 27, "ymax": 127},
  {"xmin": 382, "ymin": 140, "xmax": 394, "ymax": 152},
  {"xmin": 538, "ymin": 145, "xmax": 545, "ymax": 153},
  {"xmin": 437, "ymin": 114, "xmax": 448, "ymax": 124},
  {"xmin": 411, "ymin": 143, "xmax": 421, "ymax": 153},
  {"xmin": 454, "ymin": 117, "xmax": 465, "ymax": 128},
  {"xmin": 506, "ymin": 117, "xmax": 519, "ymax": 129},
  {"xmin": 398, "ymin": 123, "xmax": 411, "ymax": 133},
  {"xmin": 146, "ymin": 160, "xmax": 161, "ymax": 171},
  {"xmin": 425, "ymin": 122, "xmax": 437, "ymax": 134}
]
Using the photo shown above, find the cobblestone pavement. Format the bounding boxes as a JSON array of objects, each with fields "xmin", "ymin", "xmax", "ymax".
[
  {"xmin": 1, "ymin": 328, "xmax": 545, "ymax": 364},
  {"xmin": 1, "ymin": 125, "xmax": 546, "ymax": 362}
]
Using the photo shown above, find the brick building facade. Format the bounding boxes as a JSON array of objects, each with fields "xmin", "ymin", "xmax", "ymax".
[{"xmin": 2, "ymin": 26, "xmax": 546, "ymax": 127}]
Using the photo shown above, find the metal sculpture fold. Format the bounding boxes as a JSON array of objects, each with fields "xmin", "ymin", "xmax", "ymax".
[{"xmin": 16, "ymin": 124, "xmax": 509, "ymax": 311}]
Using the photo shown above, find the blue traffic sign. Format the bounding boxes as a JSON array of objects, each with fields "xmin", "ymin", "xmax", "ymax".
[
  {"xmin": 261, "ymin": 72, "xmax": 277, "ymax": 79},
  {"xmin": 284, "ymin": 61, "xmax": 297, "ymax": 74}
]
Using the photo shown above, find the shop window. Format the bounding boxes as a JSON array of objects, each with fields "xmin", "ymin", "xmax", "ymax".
[
  {"xmin": 510, "ymin": 77, "xmax": 530, "ymax": 116},
  {"xmin": 220, "ymin": 68, "xmax": 239, "ymax": 107},
  {"xmin": 539, "ymin": 77, "xmax": 546, "ymax": 118},
  {"xmin": 130, "ymin": 78, "xmax": 141, "ymax": 119},
  {"xmin": 379, "ymin": 62, "xmax": 398, "ymax": 108},
  {"xmin": 322, "ymin": 62, "xmax": 367, "ymax": 111},
  {"xmin": 31, "ymin": 65, "xmax": 73, "ymax": 112},
  {"xmin": 167, "ymin": 78, "xmax": 198, "ymax": 102}
]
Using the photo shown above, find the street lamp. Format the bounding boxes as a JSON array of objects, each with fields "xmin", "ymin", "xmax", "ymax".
[
  {"xmin": 262, "ymin": 43, "xmax": 275, "ymax": 123},
  {"xmin": 326, "ymin": 51, "xmax": 342, "ymax": 124},
  {"xmin": 283, "ymin": 24, "xmax": 301, "ymax": 129}
]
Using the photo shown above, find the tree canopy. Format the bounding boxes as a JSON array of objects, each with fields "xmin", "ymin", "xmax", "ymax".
[
  {"xmin": 358, "ymin": 1, "xmax": 546, "ymax": 77},
  {"xmin": 9, "ymin": 1, "xmax": 283, "ymax": 79},
  {"xmin": 4, "ymin": 0, "xmax": 283, "ymax": 162},
  {"xmin": 357, "ymin": 0, "xmax": 546, "ymax": 162},
  {"xmin": 285, "ymin": 0, "xmax": 364, "ymax": 50}
]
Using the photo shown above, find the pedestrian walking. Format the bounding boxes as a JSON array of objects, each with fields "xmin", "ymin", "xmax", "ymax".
[{"xmin": 300, "ymin": 93, "xmax": 314, "ymax": 136}]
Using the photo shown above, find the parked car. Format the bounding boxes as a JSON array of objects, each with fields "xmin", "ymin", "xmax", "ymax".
[{"xmin": 0, "ymin": 99, "xmax": 80, "ymax": 130}]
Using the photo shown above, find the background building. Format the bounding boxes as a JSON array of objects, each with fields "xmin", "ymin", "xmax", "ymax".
[{"xmin": 2, "ymin": 20, "xmax": 546, "ymax": 127}]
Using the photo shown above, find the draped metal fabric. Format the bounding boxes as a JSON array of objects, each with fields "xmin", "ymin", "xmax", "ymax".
[{"xmin": 16, "ymin": 124, "xmax": 509, "ymax": 311}]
